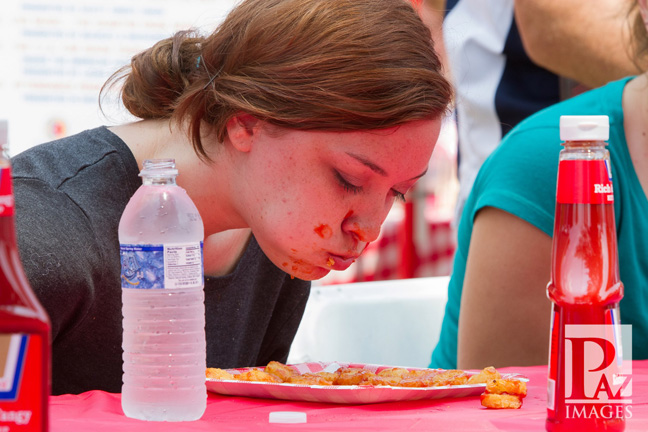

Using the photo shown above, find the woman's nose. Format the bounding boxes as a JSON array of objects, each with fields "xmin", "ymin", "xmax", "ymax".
[{"xmin": 342, "ymin": 208, "xmax": 387, "ymax": 244}]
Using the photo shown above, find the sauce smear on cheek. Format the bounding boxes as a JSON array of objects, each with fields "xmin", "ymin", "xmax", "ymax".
[{"xmin": 314, "ymin": 224, "xmax": 332, "ymax": 239}]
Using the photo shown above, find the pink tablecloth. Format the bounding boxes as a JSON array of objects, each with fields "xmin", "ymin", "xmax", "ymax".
[{"xmin": 50, "ymin": 361, "xmax": 648, "ymax": 431}]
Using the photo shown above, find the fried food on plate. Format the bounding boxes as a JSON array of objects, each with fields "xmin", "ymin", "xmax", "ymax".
[
  {"xmin": 207, "ymin": 362, "xmax": 528, "ymax": 411},
  {"xmin": 467, "ymin": 366, "xmax": 501, "ymax": 384},
  {"xmin": 206, "ymin": 362, "xmax": 522, "ymax": 400},
  {"xmin": 288, "ymin": 372, "xmax": 337, "ymax": 386},
  {"xmin": 366, "ymin": 374, "xmax": 403, "ymax": 386},
  {"xmin": 334, "ymin": 368, "xmax": 375, "ymax": 386},
  {"xmin": 377, "ymin": 367, "xmax": 411, "ymax": 379},
  {"xmin": 206, "ymin": 368, "xmax": 234, "ymax": 380},
  {"xmin": 265, "ymin": 361, "xmax": 299, "ymax": 382},
  {"xmin": 431, "ymin": 369, "xmax": 469, "ymax": 387},
  {"xmin": 234, "ymin": 368, "xmax": 283, "ymax": 383}
]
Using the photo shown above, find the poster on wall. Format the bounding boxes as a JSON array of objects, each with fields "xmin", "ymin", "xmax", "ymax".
[{"xmin": 0, "ymin": 0, "xmax": 238, "ymax": 155}]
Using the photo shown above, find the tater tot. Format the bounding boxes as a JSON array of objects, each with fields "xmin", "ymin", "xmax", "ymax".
[
  {"xmin": 485, "ymin": 378, "xmax": 527, "ymax": 397},
  {"xmin": 335, "ymin": 368, "xmax": 375, "ymax": 385},
  {"xmin": 467, "ymin": 366, "xmax": 501, "ymax": 384},
  {"xmin": 432, "ymin": 370, "xmax": 469, "ymax": 386},
  {"xmin": 206, "ymin": 368, "xmax": 234, "ymax": 380},
  {"xmin": 377, "ymin": 368, "xmax": 411, "ymax": 379},
  {"xmin": 480, "ymin": 393, "xmax": 523, "ymax": 409},
  {"xmin": 265, "ymin": 361, "xmax": 298, "ymax": 382},
  {"xmin": 288, "ymin": 373, "xmax": 336, "ymax": 386},
  {"xmin": 234, "ymin": 369, "xmax": 282, "ymax": 383}
]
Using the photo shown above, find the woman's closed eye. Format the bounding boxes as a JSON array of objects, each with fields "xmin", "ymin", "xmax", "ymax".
[
  {"xmin": 335, "ymin": 170, "xmax": 407, "ymax": 202},
  {"xmin": 335, "ymin": 171, "xmax": 362, "ymax": 194},
  {"xmin": 391, "ymin": 189, "xmax": 406, "ymax": 202}
]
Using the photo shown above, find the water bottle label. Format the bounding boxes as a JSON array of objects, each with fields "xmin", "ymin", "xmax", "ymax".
[
  {"xmin": 556, "ymin": 159, "xmax": 614, "ymax": 204},
  {"xmin": 0, "ymin": 333, "xmax": 46, "ymax": 430},
  {"xmin": 0, "ymin": 167, "xmax": 14, "ymax": 217},
  {"xmin": 120, "ymin": 242, "xmax": 204, "ymax": 289}
]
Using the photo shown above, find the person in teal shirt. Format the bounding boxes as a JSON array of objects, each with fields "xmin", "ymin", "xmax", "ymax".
[
  {"xmin": 431, "ymin": 73, "xmax": 648, "ymax": 369},
  {"xmin": 431, "ymin": 59, "xmax": 648, "ymax": 368}
]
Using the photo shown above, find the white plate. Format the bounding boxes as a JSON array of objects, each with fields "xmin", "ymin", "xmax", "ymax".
[{"xmin": 206, "ymin": 362, "xmax": 525, "ymax": 405}]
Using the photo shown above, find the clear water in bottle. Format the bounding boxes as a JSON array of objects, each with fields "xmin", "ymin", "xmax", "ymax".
[{"xmin": 119, "ymin": 159, "xmax": 206, "ymax": 421}]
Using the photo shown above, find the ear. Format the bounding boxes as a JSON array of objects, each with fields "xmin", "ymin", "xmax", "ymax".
[
  {"xmin": 225, "ymin": 113, "xmax": 260, "ymax": 153},
  {"xmin": 639, "ymin": 0, "xmax": 648, "ymax": 26}
]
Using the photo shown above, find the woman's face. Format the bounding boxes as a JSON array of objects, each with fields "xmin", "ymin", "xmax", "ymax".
[{"xmin": 234, "ymin": 118, "xmax": 442, "ymax": 280}]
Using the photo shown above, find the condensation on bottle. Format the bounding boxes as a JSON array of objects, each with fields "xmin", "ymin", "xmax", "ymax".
[
  {"xmin": 0, "ymin": 120, "xmax": 51, "ymax": 431},
  {"xmin": 546, "ymin": 116, "xmax": 627, "ymax": 432},
  {"xmin": 119, "ymin": 158, "xmax": 206, "ymax": 421}
]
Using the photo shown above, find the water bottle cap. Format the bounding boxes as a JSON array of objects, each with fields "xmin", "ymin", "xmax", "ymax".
[
  {"xmin": 560, "ymin": 115, "xmax": 609, "ymax": 141},
  {"xmin": 268, "ymin": 411, "xmax": 307, "ymax": 424},
  {"xmin": 139, "ymin": 158, "xmax": 178, "ymax": 177}
]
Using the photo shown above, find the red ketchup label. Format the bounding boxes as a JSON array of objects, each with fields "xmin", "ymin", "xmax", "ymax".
[
  {"xmin": 0, "ymin": 334, "xmax": 45, "ymax": 431},
  {"xmin": 556, "ymin": 159, "xmax": 613, "ymax": 204},
  {"xmin": 0, "ymin": 168, "xmax": 14, "ymax": 217}
]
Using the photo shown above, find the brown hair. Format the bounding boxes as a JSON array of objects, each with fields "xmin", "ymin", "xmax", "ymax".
[
  {"xmin": 630, "ymin": 2, "xmax": 648, "ymax": 67},
  {"xmin": 101, "ymin": 0, "xmax": 452, "ymax": 161}
]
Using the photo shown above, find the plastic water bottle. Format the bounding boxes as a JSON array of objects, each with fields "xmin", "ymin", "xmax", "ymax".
[{"xmin": 119, "ymin": 159, "xmax": 206, "ymax": 421}]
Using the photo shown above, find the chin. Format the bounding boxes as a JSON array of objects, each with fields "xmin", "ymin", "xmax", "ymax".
[
  {"xmin": 258, "ymin": 240, "xmax": 330, "ymax": 281},
  {"xmin": 289, "ymin": 266, "xmax": 330, "ymax": 281}
]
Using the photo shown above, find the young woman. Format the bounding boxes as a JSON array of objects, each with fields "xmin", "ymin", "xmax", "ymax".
[{"xmin": 12, "ymin": 0, "xmax": 452, "ymax": 394}]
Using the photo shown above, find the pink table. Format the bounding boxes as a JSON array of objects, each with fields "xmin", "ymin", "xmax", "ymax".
[{"xmin": 50, "ymin": 361, "xmax": 648, "ymax": 431}]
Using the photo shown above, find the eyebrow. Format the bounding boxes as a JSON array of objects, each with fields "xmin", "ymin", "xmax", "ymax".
[{"xmin": 347, "ymin": 152, "xmax": 428, "ymax": 181}]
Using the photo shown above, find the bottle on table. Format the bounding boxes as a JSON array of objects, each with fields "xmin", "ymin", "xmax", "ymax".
[
  {"xmin": 119, "ymin": 159, "xmax": 206, "ymax": 421},
  {"xmin": 546, "ymin": 115, "xmax": 628, "ymax": 431},
  {"xmin": 0, "ymin": 120, "xmax": 51, "ymax": 431}
]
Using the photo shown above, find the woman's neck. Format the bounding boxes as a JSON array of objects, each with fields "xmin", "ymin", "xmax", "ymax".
[
  {"xmin": 110, "ymin": 119, "xmax": 252, "ymax": 275},
  {"xmin": 109, "ymin": 119, "xmax": 183, "ymax": 165},
  {"xmin": 110, "ymin": 119, "xmax": 243, "ymax": 231}
]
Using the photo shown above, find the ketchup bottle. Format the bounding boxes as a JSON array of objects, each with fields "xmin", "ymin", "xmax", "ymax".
[
  {"xmin": 0, "ymin": 121, "xmax": 51, "ymax": 431},
  {"xmin": 546, "ymin": 116, "xmax": 627, "ymax": 431}
]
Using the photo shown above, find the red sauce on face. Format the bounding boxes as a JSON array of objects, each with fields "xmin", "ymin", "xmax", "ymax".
[
  {"xmin": 344, "ymin": 210, "xmax": 354, "ymax": 219},
  {"xmin": 314, "ymin": 224, "xmax": 333, "ymax": 239},
  {"xmin": 350, "ymin": 222, "xmax": 367, "ymax": 242}
]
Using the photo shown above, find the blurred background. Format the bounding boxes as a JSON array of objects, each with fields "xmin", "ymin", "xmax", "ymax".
[{"xmin": 0, "ymin": 0, "xmax": 239, "ymax": 154}]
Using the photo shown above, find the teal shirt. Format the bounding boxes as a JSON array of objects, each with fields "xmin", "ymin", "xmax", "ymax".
[{"xmin": 431, "ymin": 77, "xmax": 648, "ymax": 368}]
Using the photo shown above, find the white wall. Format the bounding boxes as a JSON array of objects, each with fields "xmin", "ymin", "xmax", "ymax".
[{"xmin": 0, "ymin": 0, "xmax": 239, "ymax": 156}]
